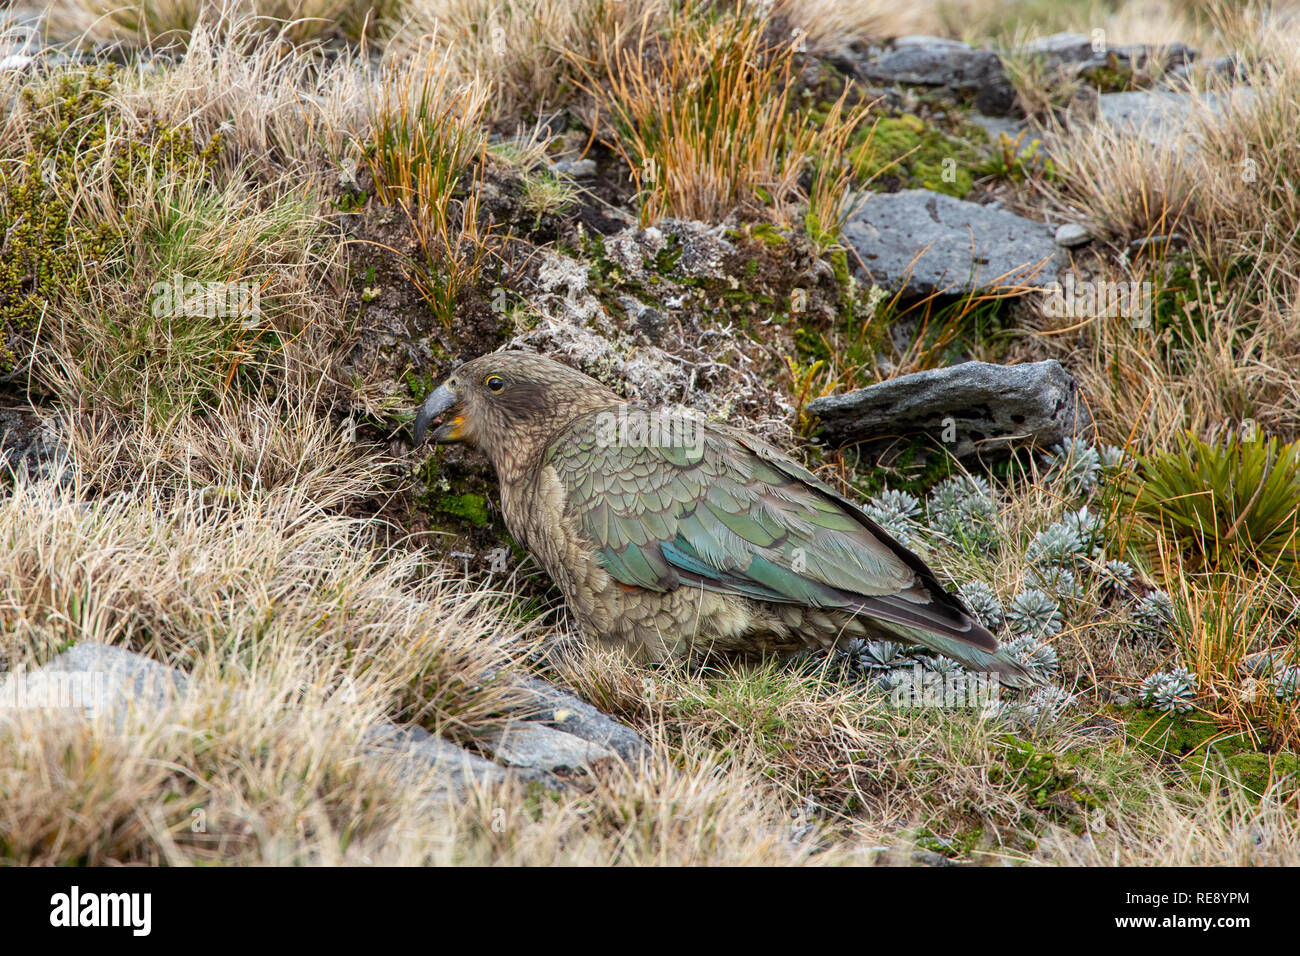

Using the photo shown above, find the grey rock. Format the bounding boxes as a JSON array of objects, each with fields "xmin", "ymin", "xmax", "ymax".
[
  {"xmin": 1127, "ymin": 232, "xmax": 1184, "ymax": 254},
  {"xmin": 912, "ymin": 849, "xmax": 956, "ymax": 866},
  {"xmin": 0, "ymin": 401, "xmax": 69, "ymax": 484},
  {"xmin": 1207, "ymin": 54, "xmax": 1247, "ymax": 81},
  {"xmin": 516, "ymin": 676, "xmax": 649, "ymax": 762},
  {"xmin": 362, "ymin": 723, "xmax": 520, "ymax": 794},
  {"xmin": 808, "ymin": 359, "xmax": 1092, "ymax": 458},
  {"xmin": 3, "ymin": 643, "xmax": 613, "ymax": 797},
  {"xmin": 1023, "ymin": 32, "xmax": 1095, "ymax": 62},
  {"xmin": 0, "ymin": 9, "xmax": 44, "ymax": 72},
  {"xmin": 894, "ymin": 35, "xmax": 967, "ymax": 50},
  {"xmin": 1094, "ymin": 88, "xmax": 1256, "ymax": 149},
  {"xmin": 1, "ymin": 6, "xmax": 45, "ymax": 27},
  {"xmin": 1022, "ymin": 32, "xmax": 1196, "ymax": 73},
  {"xmin": 1054, "ymin": 223, "xmax": 1092, "ymax": 247},
  {"xmin": 550, "ymin": 158, "xmax": 597, "ymax": 178},
  {"xmin": 967, "ymin": 112, "xmax": 1026, "ymax": 144},
  {"xmin": 618, "ymin": 295, "xmax": 668, "ymax": 345},
  {"xmin": 476, "ymin": 721, "xmax": 617, "ymax": 773},
  {"xmin": 843, "ymin": 189, "xmax": 1059, "ymax": 298},
  {"xmin": 859, "ymin": 36, "xmax": 1016, "ymax": 115},
  {"xmin": 0, "ymin": 642, "xmax": 189, "ymax": 728}
]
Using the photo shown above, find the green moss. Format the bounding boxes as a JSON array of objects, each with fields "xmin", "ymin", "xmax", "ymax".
[
  {"xmin": 1125, "ymin": 708, "xmax": 1224, "ymax": 755},
  {"xmin": 403, "ymin": 367, "xmax": 438, "ymax": 402},
  {"xmin": 829, "ymin": 248, "xmax": 850, "ymax": 288},
  {"xmin": 413, "ymin": 448, "xmax": 502, "ymax": 539},
  {"xmin": 991, "ymin": 736, "xmax": 1100, "ymax": 827},
  {"xmin": 1222, "ymin": 752, "xmax": 1300, "ymax": 795},
  {"xmin": 916, "ymin": 826, "xmax": 988, "ymax": 858},
  {"xmin": 1124, "ymin": 707, "xmax": 1299, "ymax": 797},
  {"xmin": 434, "ymin": 492, "xmax": 490, "ymax": 527},
  {"xmin": 651, "ymin": 234, "xmax": 684, "ymax": 275},
  {"xmin": 748, "ymin": 221, "xmax": 787, "ymax": 246},
  {"xmin": 1078, "ymin": 52, "xmax": 1139, "ymax": 93},
  {"xmin": 849, "ymin": 114, "xmax": 980, "ymax": 199}
]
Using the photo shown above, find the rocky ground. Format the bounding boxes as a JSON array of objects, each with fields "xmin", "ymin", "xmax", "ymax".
[{"xmin": 1, "ymin": 0, "xmax": 1298, "ymax": 865}]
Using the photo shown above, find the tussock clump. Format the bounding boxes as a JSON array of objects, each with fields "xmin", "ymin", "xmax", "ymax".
[
  {"xmin": 0, "ymin": 469, "xmax": 530, "ymax": 736},
  {"xmin": 576, "ymin": 3, "xmax": 868, "ymax": 225},
  {"xmin": 111, "ymin": 13, "xmax": 374, "ymax": 182},
  {"xmin": 391, "ymin": 0, "xmax": 665, "ymax": 123},
  {"xmin": 1, "ymin": 62, "xmax": 341, "ymax": 419},
  {"xmin": 46, "ymin": 0, "xmax": 397, "ymax": 49}
]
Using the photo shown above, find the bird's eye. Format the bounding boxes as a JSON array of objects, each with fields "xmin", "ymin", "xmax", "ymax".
[{"xmin": 484, "ymin": 374, "xmax": 505, "ymax": 393}]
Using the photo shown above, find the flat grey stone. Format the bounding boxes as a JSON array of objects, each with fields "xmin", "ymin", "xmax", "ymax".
[
  {"xmin": 859, "ymin": 36, "xmax": 1014, "ymax": 115},
  {"xmin": 1127, "ymin": 232, "xmax": 1183, "ymax": 254},
  {"xmin": 550, "ymin": 158, "xmax": 597, "ymax": 178},
  {"xmin": 362, "ymin": 723, "xmax": 519, "ymax": 794},
  {"xmin": 1054, "ymin": 223, "xmax": 1091, "ymax": 247},
  {"xmin": 0, "ymin": 642, "xmax": 188, "ymax": 728},
  {"xmin": 1, "ymin": 6, "xmax": 45, "ymax": 27},
  {"xmin": 1022, "ymin": 33, "xmax": 1196, "ymax": 73},
  {"xmin": 515, "ymin": 676, "xmax": 649, "ymax": 762},
  {"xmin": 967, "ymin": 113, "xmax": 1025, "ymax": 144},
  {"xmin": 0, "ymin": 9, "xmax": 42, "ymax": 71},
  {"xmin": 894, "ymin": 35, "xmax": 968, "ymax": 50},
  {"xmin": 843, "ymin": 189, "xmax": 1059, "ymax": 298},
  {"xmin": 1023, "ymin": 32, "xmax": 1095, "ymax": 61},
  {"xmin": 476, "ymin": 721, "xmax": 617, "ymax": 773},
  {"xmin": 808, "ymin": 359, "xmax": 1091, "ymax": 458},
  {"xmin": 1094, "ymin": 88, "xmax": 1256, "ymax": 149},
  {"xmin": 1207, "ymin": 55, "xmax": 1247, "ymax": 81}
]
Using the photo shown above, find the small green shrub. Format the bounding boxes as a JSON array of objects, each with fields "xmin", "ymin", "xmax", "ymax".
[
  {"xmin": 0, "ymin": 66, "xmax": 219, "ymax": 374},
  {"xmin": 1128, "ymin": 431, "xmax": 1300, "ymax": 579}
]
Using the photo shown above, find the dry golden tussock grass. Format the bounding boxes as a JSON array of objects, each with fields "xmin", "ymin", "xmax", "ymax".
[
  {"xmin": 111, "ymin": 13, "xmax": 374, "ymax": 180},
  {"xmin": 574, "ymin": 2, "xmax": 869, "ymax": 224},
  {"xmin": 45, "ymin": 0, "xmax": 398, "ymax": 48},
  {"xmin": 1031, "ymin": 10, "xmax": 1300, "ymax": 447}
]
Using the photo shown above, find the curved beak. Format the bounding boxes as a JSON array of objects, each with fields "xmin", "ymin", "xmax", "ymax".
[{"xmin": 412, "ymin": 383, "xmax": 463, "ymax": 445}]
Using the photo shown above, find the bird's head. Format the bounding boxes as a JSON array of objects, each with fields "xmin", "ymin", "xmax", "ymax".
[{"xmin": 413, "ymin": 352, "xmax": 620, "ymax": 479}]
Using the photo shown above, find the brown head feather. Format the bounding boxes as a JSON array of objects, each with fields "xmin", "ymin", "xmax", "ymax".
[{"xmin": 418, "ymin": 352, "xmax": 620, "ymax": 484}]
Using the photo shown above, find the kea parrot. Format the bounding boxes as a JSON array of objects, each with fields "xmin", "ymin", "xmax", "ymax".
[{"xmin": 414, "ymin": 352, "xmax": 1034, "ymax": 687}]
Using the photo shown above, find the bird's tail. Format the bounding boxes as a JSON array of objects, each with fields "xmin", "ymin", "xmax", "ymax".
[{"xmin": 873, "ymin": 620, "xmax": 1039, "ymax": 689}]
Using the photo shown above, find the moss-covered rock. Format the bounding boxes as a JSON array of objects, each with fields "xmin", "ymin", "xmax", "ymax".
[
  {"xmin": 1124, "ymin": 707, "xmax": 1300, "ymax": 798},
  {"xmin": 848, "ymin": 113, "xmax": 982, "ymax": 199}
]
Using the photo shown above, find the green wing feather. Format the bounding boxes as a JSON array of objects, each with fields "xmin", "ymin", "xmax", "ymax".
[{"xmin": 545, "ymin": 406, "xmax": 1031, "ymax": 682}]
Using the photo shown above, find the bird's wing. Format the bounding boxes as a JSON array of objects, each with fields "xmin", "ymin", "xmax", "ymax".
[{"xmin": 544, "ymin": 408, "xmax": 997, "ymax": 652}]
